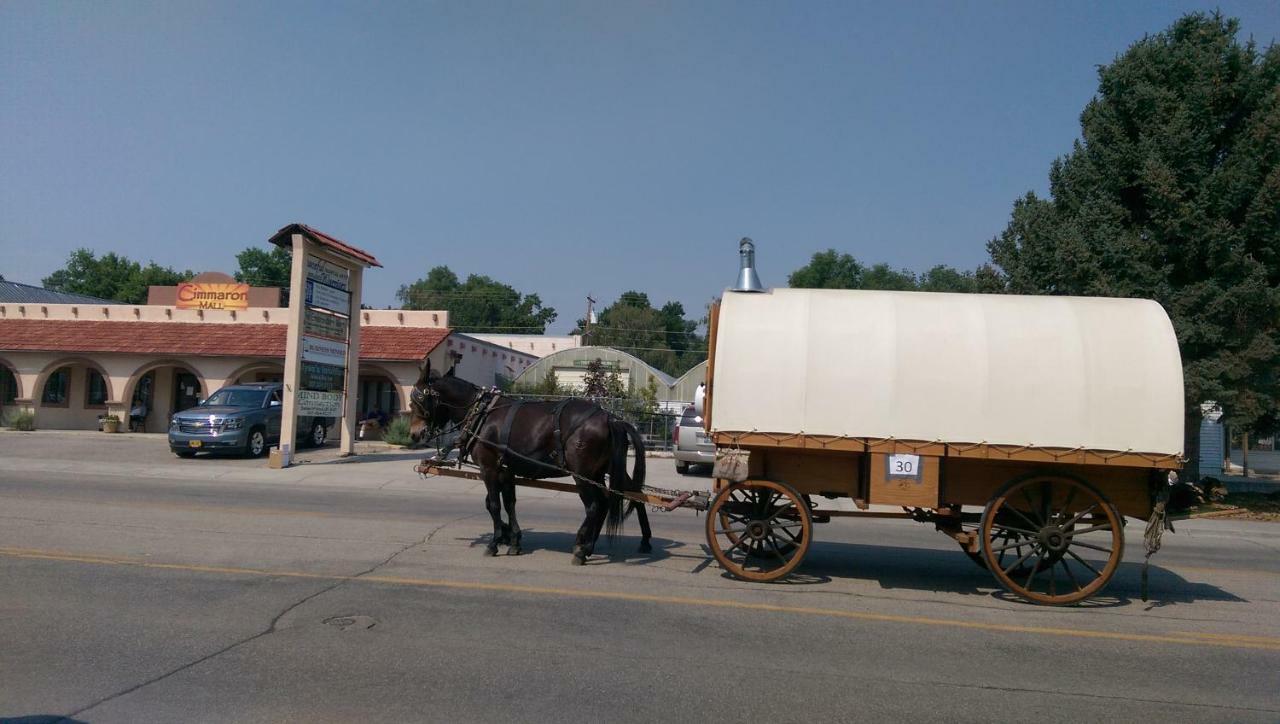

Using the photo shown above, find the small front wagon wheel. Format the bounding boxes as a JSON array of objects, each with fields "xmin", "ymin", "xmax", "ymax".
[
  {"xmin": 706, "ymin": 479, "xmax": 812, "ymax": 582},
  {"xmin": 981, "ymin": 473, "xmax": 1124, "ymax": 605}
]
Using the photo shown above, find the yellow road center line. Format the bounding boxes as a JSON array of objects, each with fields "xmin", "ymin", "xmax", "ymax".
[{"xmin": 2, "ymin": 545, "xmax": 1278, "ymax": 652}]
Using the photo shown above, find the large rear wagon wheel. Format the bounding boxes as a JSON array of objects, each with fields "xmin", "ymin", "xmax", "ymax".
[
  {"xmin": 980, "ymin": 472, "xmax": 1124, "ymax": 605},
  {"xmin": 706, "ymin": 479, "xmax": 812, "ymax": 582}
]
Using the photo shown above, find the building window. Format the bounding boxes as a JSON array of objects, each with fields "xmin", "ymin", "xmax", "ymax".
[
  {"xmin": 85, "ymin": 369, "xmax": 108, "ymax": 407},
  {"xmin": 42, "ymin": 367, "xmax": 70, "ymax": 407}
]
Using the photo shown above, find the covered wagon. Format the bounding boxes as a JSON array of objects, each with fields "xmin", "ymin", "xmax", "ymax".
[{"xmin": 702, "ymin": 287, "xmax": 1184, "ymax": 604}]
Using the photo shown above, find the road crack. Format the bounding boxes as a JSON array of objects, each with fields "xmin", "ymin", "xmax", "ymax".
[{"xmin": 59, "ymin": 513, "xmax": 478, "ymax": 721}]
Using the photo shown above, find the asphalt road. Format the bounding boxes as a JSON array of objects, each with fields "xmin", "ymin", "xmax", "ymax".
[{"xmin": 1, "ymin": 431, "xmax": 1278, "ymax": 723}]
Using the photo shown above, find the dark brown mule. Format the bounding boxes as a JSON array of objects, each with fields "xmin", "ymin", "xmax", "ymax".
[{"xmin": 408, "ymin": 361, "xmax": 652, "ymax": 564}]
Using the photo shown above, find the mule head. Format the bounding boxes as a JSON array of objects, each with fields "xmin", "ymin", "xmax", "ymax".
[{"xmin": 407, "ymin": 358, "xmax": 474, "ymax": 448}]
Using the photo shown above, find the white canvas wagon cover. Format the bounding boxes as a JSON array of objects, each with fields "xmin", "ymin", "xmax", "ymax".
[{"xmin": 711, "ymin": 288, "xmax": 1184, "ymax": 457}]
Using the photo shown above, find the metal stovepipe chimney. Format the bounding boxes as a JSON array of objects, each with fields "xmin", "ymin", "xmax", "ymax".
[{"xmin": 732, "ymin": 237, "xmax": 765, "ymax": 292}]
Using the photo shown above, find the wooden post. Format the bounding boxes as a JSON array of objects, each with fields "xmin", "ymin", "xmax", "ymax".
[
  {"xmin": 339, "ymin": 267, "xmax": 364, "ymax": 456},
  {"xmin": 273, "ymin": 233, "xmax": 310, "ymax": 468}
]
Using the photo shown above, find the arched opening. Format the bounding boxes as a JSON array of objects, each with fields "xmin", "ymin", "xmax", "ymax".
[
  {"xmin": 30, "ymin": 358, "xmax": 116, "ymax": 430},
  {"xmin": 355, "ymin": 365, "xmax": 404, "ymax": 439},
  {"xmin": 227, "ymin": 361, "xmax": 285, "ymax": 386},
  {"xmin": 0, "ymin": 359, "xmax": 20, "ymax": 425},
  {"xmin": 123, "ymin": 361, "xmax": 207, "ymax": 433}
]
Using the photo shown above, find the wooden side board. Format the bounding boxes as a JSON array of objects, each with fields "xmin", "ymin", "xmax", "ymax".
[
  {"xmin": 714, "ymin": 431, "xmax": 1179, "ymax": 470},
  {"xmin": 734, "ymin": 445, "xmax": 1155, "ymax": 519}
]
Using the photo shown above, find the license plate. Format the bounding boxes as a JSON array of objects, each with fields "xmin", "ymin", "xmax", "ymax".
[{"xmin": 188, "ymin": 440, "xmax": 203, "ymax": 448}]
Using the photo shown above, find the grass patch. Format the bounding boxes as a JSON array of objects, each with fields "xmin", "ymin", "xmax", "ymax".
[{"xmin": 382, "ymin": 415, "xmax": 413, "ymax": 447}]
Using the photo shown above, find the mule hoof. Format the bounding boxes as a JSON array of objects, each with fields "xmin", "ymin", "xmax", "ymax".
[
  {"xmin": 484, "ymin": 545, "xmax": 499, "ymax": 557},
  {"xmin": 638, "ymin": 541, "xmax": 653, "ymax": 554},
  {"xmin": 508, "ymin": 545, "xmax": 523, "ymax": 556},
  {"xmin": 570, "ymin": 554, "xmax": 586, "ymax": 566}
]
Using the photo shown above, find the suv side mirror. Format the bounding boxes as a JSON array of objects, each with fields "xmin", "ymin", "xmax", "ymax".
[{"xmin": 270, "ymin": 400, "xmax": 281, "ymax": 407}]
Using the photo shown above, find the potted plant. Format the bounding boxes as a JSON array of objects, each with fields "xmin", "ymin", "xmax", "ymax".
[{"xmin": 101, "ymin": 414, "xmax": 121, "ymax": 433}]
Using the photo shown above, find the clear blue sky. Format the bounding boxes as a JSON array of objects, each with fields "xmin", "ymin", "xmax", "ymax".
[{"xmin": 2, "ymin": 1, "xmax": 1276, "ymax": 332}]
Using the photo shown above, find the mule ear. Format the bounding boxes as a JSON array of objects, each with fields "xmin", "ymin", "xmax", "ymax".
[
  {"xmin": 416, "ymin": 358, "xmax": 432, "ymax": 386},
  {"xmin": 445, "ymin": 363, "xmax": 456, "ymax": 378}
]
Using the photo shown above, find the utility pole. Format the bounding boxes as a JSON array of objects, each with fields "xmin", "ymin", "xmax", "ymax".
[{"xmin": 584, "ymin": 294, "xmax": 596, "ymax": 344}]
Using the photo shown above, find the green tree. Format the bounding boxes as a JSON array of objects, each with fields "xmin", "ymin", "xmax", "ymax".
[
  {"xmin": 986, "ymin": 13, "xmax": 1280, "ymax": 439},
  {"xmin": 235, "ymin": 246, "xmax": 292, "ymax": 287},
  {"xmin": 397, "ymin": 265, "xmax": 556, "ymax": 333},
  {"xmin": 789, "ymin": 250, "xmax": 994, "ymax": 294},
  {"xmin": 787, "ymin": 250, "xmax": 865, "ymax": 288},
  {"xmin": 860, "ymin": 263, "xmax": 918, "ymax": 290},
  {"xmin": 42, "ymin": 249, "xmax": 189, "ymax": 304},
  {"xmin": 577, "ymin": 291, "xmax": 707, "ymax": 377},
  {"xmin": 582, "ymin": 358, "xmax": 610, "ymax": 398}
]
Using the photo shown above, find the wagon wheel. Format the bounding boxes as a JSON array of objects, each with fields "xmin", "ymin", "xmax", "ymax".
[
  {"xmin": 706, "ymin": 479, "xmax": 812, "ymax": 582},
  {"xmin": 960, "ymin": 508, "xmax": 1049, "ymax": 573},
  {"xmin": 980, "ymin": 472, "xmax": 1124, "ymax": 605},
  {"xmin": 715, "ymin": 482, "xmax": 806, "ymax": 556}
]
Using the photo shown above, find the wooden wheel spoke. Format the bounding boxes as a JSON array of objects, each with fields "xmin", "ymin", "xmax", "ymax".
[
  {"xmin": 991, "ymin": 522, "xmax": 1038, "ymax": 537},
  {"xmin": 1023, "ymin": 546, "xmax": 1044, "ymax": 591},
  {"xmin": 1057, "ymin": 486, "xmax": 1077, "ymax": 523},
  {"xmin": 1061, "ymin": 503, "xmax": 1098, "ymax": 529},
  {"xmin": 1059, "ymin": 558, "xmax": 1082, "ymax": 592},
  {"xmin": 988, "ymin": 537, "xmax": 1037, "ymax": 554},
  {"xmin": 766, "ymin": 503, "xmax": 796, "ymax": 523},
  {"xmin": 1069, "ymin": 540, "xmax": 1113, "ymax": 555},
  {"xmin": 766, "ymin": 537, "xmax": 789, "ymax": 564},
  {"xmin": 1002, "ymin": 546, "xmax": 1038, "ymax": 576},
  {"xmin": 1006, "ymin": 506, "xmax": 1042, "ymax": 531},
  {"xmin": 1064, "ymin": 522, "xmax": 1112, "ymax": 538},
  {"xmin": 1066, "ymin": 549, "xmax": 1103, "ymax": 578},
  {"xmin": 1019, "ymin": 488, "xmax": 1042, "ymax": 524}
]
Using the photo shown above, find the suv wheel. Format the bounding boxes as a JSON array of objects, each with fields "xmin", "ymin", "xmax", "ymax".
[
  {"xmin": 246, "ymin": 428, "xmax": 267, "ymax": 458},
  {"xmin": 308, "ymin": 421, "xmax": 327, "ymax": 448}
]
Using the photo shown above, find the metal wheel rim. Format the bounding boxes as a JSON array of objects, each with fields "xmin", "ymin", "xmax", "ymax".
[
  {"xmin": 311, "ymin": 424, "xmax": 325, "ymax": 446},
  {"xmin": 980, "ymin": 474, "xmax": 1124, "ymax": 605},
  {"xmin": 249, "ymin": 432, "xmax": 265, "ymax": 457},
  {"xmin": 706, "ymin": 479, "xmax": 812, "ymax": 582}
]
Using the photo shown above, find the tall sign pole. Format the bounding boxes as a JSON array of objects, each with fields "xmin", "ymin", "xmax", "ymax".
[{"xmin": 268, "ymin": 223, "xmax": 380, "ymax": 468}]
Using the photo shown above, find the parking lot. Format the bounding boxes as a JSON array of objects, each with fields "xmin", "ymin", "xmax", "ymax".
[{"xmin": 2, "ymin": 430, "xmax": 1278, "ymax": 722}]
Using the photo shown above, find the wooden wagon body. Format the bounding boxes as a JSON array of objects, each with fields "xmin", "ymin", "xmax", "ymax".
[{"xmin": 701, "ymin": 288, "xmax": 1185, "ymax": 604}]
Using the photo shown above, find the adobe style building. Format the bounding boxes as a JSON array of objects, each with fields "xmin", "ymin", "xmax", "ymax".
[{"xmin": 0, "ymin": 287, "xmax": 537, "ymax": 431}]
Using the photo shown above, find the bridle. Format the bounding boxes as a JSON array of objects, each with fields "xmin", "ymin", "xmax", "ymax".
[{"xmin": 409, "ymin": 380, "xmax": 488, "ymax": 446}]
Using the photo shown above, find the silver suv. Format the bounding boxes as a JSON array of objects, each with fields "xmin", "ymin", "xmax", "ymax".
[{"xmin": 673, "ymin": 405, "xmax": 714, "ymax": 474}]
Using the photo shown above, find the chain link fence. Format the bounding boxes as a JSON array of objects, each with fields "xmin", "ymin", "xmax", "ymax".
[{"xmin": 505, "ymin": 393, "xmax": 683, "ymax": 452}]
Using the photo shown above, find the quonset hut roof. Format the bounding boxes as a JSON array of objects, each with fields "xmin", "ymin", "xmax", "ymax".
[
  {"xmin": 0, "ymin": 279, "xmax": 118, "ymax": 305},
  {"xmin": 513, "ymin": 345, "xmax": 697, "ymax": 398}
]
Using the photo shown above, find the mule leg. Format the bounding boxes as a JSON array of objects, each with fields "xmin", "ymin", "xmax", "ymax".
[
  {"xmin": 571, "ymin": 482, "xmax": 603, "ymax": 565},
  {"xmin": 585, "ymin": 488, "xmax": 610, "ymax": 557},
  {"xmin": 500, "ymin": 471, "xmax": 522, "ymax": 555},
  {"xmin": 482, "ymin": 472, "xmax": 504, "ymax": 557},
  {"xmin": 633, "ymin": 502, "xmax": 653, "ymax": 554}
]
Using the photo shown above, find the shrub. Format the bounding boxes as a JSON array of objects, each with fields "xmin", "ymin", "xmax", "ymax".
[
  {"xmin": 382, "ymin": 415, "xmax": 413, "ymax": 446},
  {"xmin": 10, "ymin": 411, "xmax": 36, "ymax": 431}
]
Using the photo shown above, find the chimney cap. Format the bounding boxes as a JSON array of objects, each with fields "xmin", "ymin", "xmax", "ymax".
[{"xmin": 732, "ymin": 237, "xmax": 765, "ymax": 293}]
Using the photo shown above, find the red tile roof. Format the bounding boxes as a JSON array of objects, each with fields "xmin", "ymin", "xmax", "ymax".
[
  {"xmin": 269, "ymin": 223, "xmax": 382, "ymax": 267},
  {"xmin": 0, "ymin": 319, "xmax": 445, "ymax": 361}
]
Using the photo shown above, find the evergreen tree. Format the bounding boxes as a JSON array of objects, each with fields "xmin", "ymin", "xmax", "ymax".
[{"xmin": 987, "ymin": 12, "xmax": 1280, "ymax": 438}]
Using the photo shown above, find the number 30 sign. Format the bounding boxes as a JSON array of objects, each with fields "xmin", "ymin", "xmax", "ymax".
[{"xmin": 887, "ymin": 454, "xmax": 922, "ymax": 481}]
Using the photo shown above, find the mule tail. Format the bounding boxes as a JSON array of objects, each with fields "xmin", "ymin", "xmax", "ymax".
[{"xmin": 605, "ymin": 419, "xmax": 647, "ymax": 538}]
